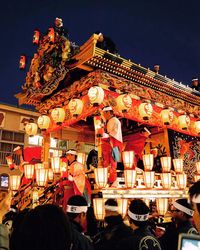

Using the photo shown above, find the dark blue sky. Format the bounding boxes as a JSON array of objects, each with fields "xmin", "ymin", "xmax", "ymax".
[{"xmin": 1, "ymin": 0, "xmax": 200, "ymax": 107}]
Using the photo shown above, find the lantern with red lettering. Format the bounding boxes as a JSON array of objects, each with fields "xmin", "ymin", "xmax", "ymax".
[
  {"xmin": 195, "ymin": 120, "xmax": 200, "ymax": 134},
  {"xmin": 25, "ymin": 122, "xmax": 38, "ymax": 136},
  {"xmin": 88, "ymin": 86, "xmax": 104, "ymax": 106},
  {"xmin": 51, "ymin": 108, "xmax": 65, "ymax": 125},
  {"xmin": 37, "ymin": 115, "xmax": 50, "ymax": 131},
  {"xmin": 160, "ymin": 109, "xmax": 174, "ymax": 125},
  {"xmin": 33, "ymin": 29, "xmax": 40, "ymax": 45},
  {"xmin": 116, "ymin": 94, "xmax": 132, "ymax": 113},
  {"xmin": 68, "ymin": 99, "xmax": 83, "ymax": 117},
  {"xmin": 138, "ymin": 103, "xmax": 153, "ymax": 120},
  {"xmin": 178, "ymin": 115, "xmax": 190, "ymax": 130},
  {"xmin": 19, "ymin": 55, "xmax": 26, "ymax": 70}
]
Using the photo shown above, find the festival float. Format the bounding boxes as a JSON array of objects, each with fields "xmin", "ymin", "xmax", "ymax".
[{"xmin": 12, "ymin": 18, "xmax": 200, "ymax": 220}]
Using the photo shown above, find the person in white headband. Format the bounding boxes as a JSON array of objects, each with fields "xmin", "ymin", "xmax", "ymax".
[
  {"xmin": 189, "ymin": 180, "xmax": 200, "ymax": 234},
  {"xmin": 66, "ymin": 195, "xmax": 93, "ymax": 250},
  {"xmin": 117, "ymin": 199, "xmax": 161, "ymax": 250},
  {"xmin": 170, "ymin": 199, "xmax": 197, "ymax": 235}
]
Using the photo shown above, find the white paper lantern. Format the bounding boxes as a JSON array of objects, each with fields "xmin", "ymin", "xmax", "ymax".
[
  {"xmin": 51, "ymin": 108, "xmax": 65, "ymax": 125},
  {"xmin": 138, "ymin": 103, "xmax": 153, "ymax": 120},
  {"xmin": 68, "ymin": 99, "xmax": 83, "ymax": 116},
  {"xmin": 37, "ymin": 115, "xmax": 50, "ymax": 130},
  {"xmin": 88, "ymin": 86, "xmax": 104, "ymax": 106},
  {"xmin": 25, "ymin": 123, "xmax": 38, "ymax": 136},
  {"xmin": 116, "ymin": 94, "xmax": 132, "ymax": 112},
  {"xmin": 195, "ymin": 121, "xmax": 200, "ymax": 134},
  {"xmin": 160, "ymin": 109, "xmax": 174, "ymax": 125},
  {"xmin": 178, "ymin": 115, "xmax": 190, "ymax": 130}
]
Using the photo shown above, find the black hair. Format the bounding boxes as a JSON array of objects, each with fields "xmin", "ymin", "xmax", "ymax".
[
  {"xmin": 10, "ymin": 204, "xmax": 71, "ymax": 250},
  {"xmin": 105, "ymin": 198, "xmax": 118, "ymax": 207},
  {"xmin": 128, "ymin": 199, "xmax": 150, "ymax": 228},
  {"xmin": 67, "ymin": 195, "xmax": 88, "ymax": 220},
  {"xmin": 189, "ymin": 180, "xmax": 200, "ymax": 214}
]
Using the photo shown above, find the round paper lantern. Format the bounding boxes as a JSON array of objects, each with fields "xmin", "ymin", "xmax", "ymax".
[
  {"xmin": 88, "ymin": 86, "xmax": 104, "ymax": 106},
  {"xmin": 68, "ymin": 99, "xmax": 83, "ymax": 116},
  {"xmin": 195, "ymin": 121, "xmax": 200, "ymax": 134},
  {"xmin": 25, "ymin": 122, "xmax": 38, "ymax": 136},
  {"xmin": 51, "ymin": 108, "xmax": 65, "ymax": 125},
  {"xmin": 116, "ymin": 94, "xmax": 132, "ymax": 112},
  {"xmin": 160, "ymin": 109, "xmax": 174, "ymax": 125},
  {"xmin": 178, "ymin": 115, "xmax": 190, "ymax": 130},
  {"xmin": 37, "ymin": 115, "xmax": 50, "ymax": 130},
  {"xmin": 138, "ymin": 103, "xmax": 153, "ymax": 120}
]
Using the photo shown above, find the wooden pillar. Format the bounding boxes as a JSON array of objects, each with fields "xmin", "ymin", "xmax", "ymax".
[{"xmin": 42, "ymin": 132, "xmax": 50, "ymax": 168}]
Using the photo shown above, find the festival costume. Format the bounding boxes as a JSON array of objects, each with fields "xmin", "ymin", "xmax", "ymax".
[{"xmin": 102, "ymin": 116, "xmax": 123, "ymax": 183}]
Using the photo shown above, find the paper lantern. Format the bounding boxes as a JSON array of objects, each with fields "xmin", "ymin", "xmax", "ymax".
[
  {"xmin": 68, "ymin": 99, "xmax": 83, "ymax": 116},
  {"xmin": 24, "ymin": 164, "xmax": 35, "ymax": 179},
  {"xmin": 161, "ymin": 173, "xmax": 171, "ymax": 189},
  {"xmin": 36, "ymin": 169, "xmax": 48, "ymax": 186},
  {"xmin": 143, "ymin": 154, "xmax": 154, "ymax": 171},
  {"xmin": 93, "ymin": 116, "xmax": 104, "ymax": 137},
  {"xmin": 117, "ymin": 199, "xmax": 128, "ymax": 218},
  {"xmin": 160, "ymin": 157, "xmax": 171, "ymax": 172},
  {"xmin": 196, "ymin": 161, "xmax": 200, "ymax": 174},
  {"xmin": 178, "ymin": 115, "xmax": 190, "ymax": 130},
  {"xmin": 116, "ymin": 94, "xmax": 132, "ymax": 113},
  {"xmin": 32, "ymin": 189, "xmax": 39, "ymax": 208},
  {"xmin": 143, "ymin": 171, "xmax": 155, "ymax": 188},
  {"xmin": 33, "ymin": 29, "xmax": 40, "ymax": 45},
  {"xmin": 51, "ymin": 108, "xmax": 65, "ymax": 125},
  {"xmin": 195, "ymin": 121, "xmax": 200, "ymax": 134},
  {"xmin": 35, "ymin": 163, "xmax": 44, "ymax": 170},
  {"xmin": 25, "ymin": 122, "xmax": 38, "ymax": 136},
  {"xmin": 122, "ymin": 151, "xmax": 135, "ymax": 169},
  {"xmin": 176, "ymin": 173, "xmax": 187, "ymax": 189},
  {"xmin": 138, "ymin": 103, "xmax": 153, "ymax": 120},
  {"xmin": 88, "ymin": 86, "xmax": 104, "ymax": 106},
  {"xmin": 48, "ymin": 27, "xmax": 55, "ymax": 43},
  {"xmin": 10, "ymin": 175, "xmax": 21, "ymax": 191},
  {"xmin": 93, "ymin": 198, "xmax": 105, "ymax": 220},
  {"xmin": 94, "ymin": 168, "xmax": 108, "ymax": 188},
  {"xmin": 160, "ymin": 109, "xmax": 174, "ymax": 125},
  {"xmin": 156, "ymin": 198, "xmax": 168, "ymax": 216},
  {"xmin": 124, "ymin": 169, "xmax": 136, "ymax": 188},
  {"xmin": 48, "ymin": 168, "xmax": 54, "ymax": 181},
  {"xmin": 77, "ymin": 153, "xmax": 86, "ymax": 165},
  {"xmin": 37, "ymin": 115, "xmax": 50, "ymax": 130},
  {"xmin": 51, "ymin": 157, "xmax": 61, "ymax": 173},
  {"xmin": 19, "ymin": 55, "xmax": 26, "ymax": 70},
  {"xmin": 173, "ymin": 158, "xmax": 183, "ymax": 173}
]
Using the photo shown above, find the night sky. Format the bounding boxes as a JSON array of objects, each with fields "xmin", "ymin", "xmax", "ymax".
[{"xmin": 1, "ymin": 0, "xmax": 200, "ymax": 107}]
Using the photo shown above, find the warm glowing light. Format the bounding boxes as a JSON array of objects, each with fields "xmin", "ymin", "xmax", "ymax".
[
  {"xmin": 178, "ymin": 115, "xmax": 190, "ymax": 130},
  {"xmin": 156, "ymin": 198, "xmax": 168, "ymax": 216},
  {"xmin": 51, "ymin": 157, "xmax": 61, "ymax": 173},
  {"xmin": 194, "ymin": 175, "xmax": 200, "ymax": 182},
  {"xmin": 116, "ymin": 94, "xmax": 132, "ymax": 113},
  {"xmin": 173, "ymin": 158, "xmax": 183, "ymax": 173},
  {"xmin": 94, "ymin": 168, "xmax": 108, "ymax": 188},
  {"xmin": 19, "ymin": 55, "xmax": 26, "ymax": 70},
  {"xmin": 68, "ymin": 99, "xmax": 83, "ymax": 116},
  {"xmin": 93, "ymin": 198, "xmax": 105, "ymax": 220},
  {"xmin": 124, "ymin": 169, "xmax": 136, "ymax": 188},
  {"xmin": 51, "ymin": 108, "xmax": 65, "ymax": 125},
  {"xmin": 117, "ymin": 199, "xmax": 128, "ymax": 218},
  {"xmin": 138, "ymin": 103, "xmax": 153, "ymax": 120},
  {"xmin": 37, "ymin": 115, "xmax": 50, "ymax": 130},
  {"xmin": 88, "ymin": 86, "xmax": 104, "ymax": 106},
  {"xmin": 48, "ymin": 27, "xmax": 55, "ymax": 43},
  {"xmin": 24, "ymin": 164, "xmax": 35, "ymax": 179},
  {"xmin": 143, "ymin": 171, "xmax": 155, "ymax": 188},
  {"xmin": 161, "ymin": 173, "xmax": 171, "ymax": 189},
  {"xmin": 196, "ymin": 161, "xmax": 200, "ymax": 174},
  {"xmin": 143, "ymin": 154, "xmax": 154, "ymax": 171},
  {"xmin": 35, "ymin": 163, "xmax": 44, "ymax": 170},
  {"xmin": 33, "ymin": 30, "xmax": 40, "ymax": 45},
  {"xmin": 10, "ymin": 175, "xmax": 21, "ymax": 191},
  {"xmin": 48, "ymin": 168, "xmax": 54, "ymax": 181},
  {"xmin": 36, "ymin": 169, "xmax": 48, "ymax": 186},
  {"xmin": 176, "ymin": 173, "xmax": 187, "ymax": 189},
  {"xmin": 160, "ymin": 157, "xmax": 171, "ymax": 172},
  {"xmin": 122, "ymin": 151, "xmax": 135, "ymax": 169},
  {"xmin": 195, "ymin": 121, "xmax": 200, "ymax": 134},
  {"xmin": 25, "ymin": 122, "xmax": 38, "ymax": 136},
  {"xmin": 160, "ymin": 109, "xmax": 174, "ymax": 125}
]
